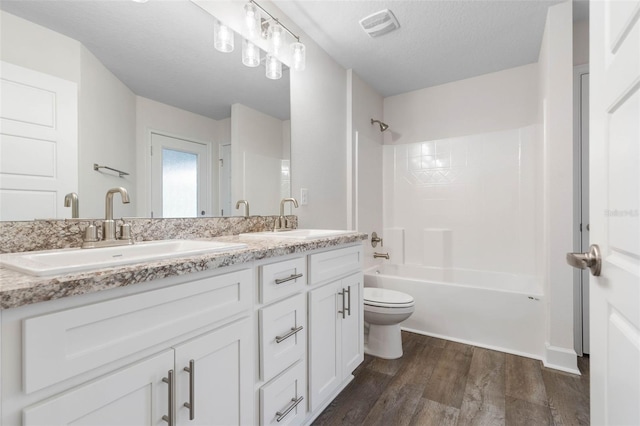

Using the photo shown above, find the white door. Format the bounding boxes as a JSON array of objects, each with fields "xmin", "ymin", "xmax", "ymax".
[
  {"xmin": 308, "ymin": 281, "xmax": 341, "ymax": 412},
  {"xmin": 23, "ymin": 350, "xmax": 174, "ymax": 425},
  {"xmin": 0, "ymin": 61, "xmax": 77, "ymax": 220},
  {"xmin": 341, "ymin": 274, "xmax": 364, "ymax": 375},
  {"xmin": 151, "ymin": 132, "xmax": 211, "ymax": 218},
  {"xmin": 589, "ymin": 1, "xmax": 640, "ymax": 424},
  {"xmin": 174, "ymin": 319, "xmax": 253, "ymax": 426}
]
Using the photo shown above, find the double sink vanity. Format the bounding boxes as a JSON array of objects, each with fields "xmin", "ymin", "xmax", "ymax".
[{"xmin": 0, "ymin": 221, "xmax": 367, "ymax": 425}]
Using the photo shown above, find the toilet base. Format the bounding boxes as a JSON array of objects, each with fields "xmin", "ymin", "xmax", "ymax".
[{"xmin": 364, "ymin": 322, "xmax": 403, "ymax": 359}]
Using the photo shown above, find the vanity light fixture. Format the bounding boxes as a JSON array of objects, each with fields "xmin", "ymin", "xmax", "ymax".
[
  {"xmin": 243, "ymin": 2, "xmax": 261, "ymax": 39},
  {"xmin": 265, "ymin": 53, "xmax": 282, "ymax": 80},
  {"xmin": 242, "ymin": 39, "xmax": 261, "ymax": 67},
  {"xmin": 244, "ymin": 0, "xmax": 306, "ymax": 72},
  {"xmin": 214, "ymin": 19, "xmax": 234, "ymax": 53}
]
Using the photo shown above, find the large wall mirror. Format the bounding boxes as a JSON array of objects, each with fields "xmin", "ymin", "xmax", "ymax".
[{"xmin": 0, "ymin": 0, "xmax": 291, "ymax": 220}]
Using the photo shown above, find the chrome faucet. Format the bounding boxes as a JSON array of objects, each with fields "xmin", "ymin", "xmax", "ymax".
[
  {"xmin": 64, "ymin": 192, "xmax": 79, "ymax": 218},
  {"xmin": 275, "ymin": 198, "xmax": 299, "ymax": 231},
  {"xmin": 82, "ymin": 187, "xmax": 133, "ymax": 248},
  {"xmin": 236, "ymin": 200, "xmax": 250, "ymax": 217}
]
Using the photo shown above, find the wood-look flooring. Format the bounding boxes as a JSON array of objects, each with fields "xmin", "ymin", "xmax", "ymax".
[{"xmin": 312, "ymin": 332, "xmax": 590, "ymax": 426}]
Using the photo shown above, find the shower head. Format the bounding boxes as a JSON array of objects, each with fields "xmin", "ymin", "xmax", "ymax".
[{"xmin": 371, "ymin": 119, "xmax": 389, "ymax": 132}]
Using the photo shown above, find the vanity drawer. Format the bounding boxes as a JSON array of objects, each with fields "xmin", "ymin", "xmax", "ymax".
[
  {"xmin": 259, "ymin": 293, "xmax": 306, "ymax": 382},
  {"xmin": 308, "ymin": 245, "xmax": 363, "ymax": 285},
  {"xmin": 23, "ymin": 268, "xmax": 252, "ymax": 394},
  {"xmin": 260, "ymin": 361, "xmax": 306, "ymax": 426},
  {"xmin": 260, "ymin": 256, "xmax": 306, "ymax": 304}
]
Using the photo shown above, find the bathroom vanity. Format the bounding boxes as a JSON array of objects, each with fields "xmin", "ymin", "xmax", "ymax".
[{"xmin": 0, "ymin": 231, "xmax": 366, "ymax": 425}]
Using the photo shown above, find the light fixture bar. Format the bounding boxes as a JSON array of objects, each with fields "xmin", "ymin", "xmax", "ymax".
[{"xmin": 249, "ymin": 0, "xmax": 301, "ymax": 42}]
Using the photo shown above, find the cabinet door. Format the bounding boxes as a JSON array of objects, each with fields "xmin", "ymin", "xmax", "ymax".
[
  {"xmin": 174, "ymin": 319, "xmax": 253, "ymax": 426},
  {"xmin": 308, "ymin": 281, "xmax": 341, "ymax": 412},
  {"xmin": 23, "ymin": 350, "xmax": 174, "ymax": 426},
  {"xmin": 341, "ymin": 273, "xmax": 364, "ymax": 375}
]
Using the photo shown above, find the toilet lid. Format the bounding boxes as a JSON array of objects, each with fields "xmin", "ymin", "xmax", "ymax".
[{"xmin": 363, "ymin": 287, "xmax": 414, "ymax": 307}]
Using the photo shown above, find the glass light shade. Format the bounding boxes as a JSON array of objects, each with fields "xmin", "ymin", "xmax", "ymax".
[
  {"xmin": 214, "ymin": 20, "xmax": 234, "ymax": 53},
  {"xmin": 265, "ymin": 53, "xmax": 282, "ymax": 80},
  {"xmin": 269, "ymin": 23, "xmax": 284, "ymax": 54},
  {"xmin": 242, "ymin": 39, "xmax": 260, "ymax": 67},
  {"xmin": 244, "ymin": 2, "xmax": 260, "ymax": 39},
  {"xmin": 291, "ymin": 41, "xmax": 306, "ymax": 71}
]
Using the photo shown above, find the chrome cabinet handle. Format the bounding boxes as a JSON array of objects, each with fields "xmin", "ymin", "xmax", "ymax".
[
  {"xmin": 162, "ymin": 370, "xmax": 174, "ymax": 425},
  {"xmin": 566, "ymin": 244, "xmax": 602, "ymax": 276},
  {"xmin": 275, "ymin": 396, "xmax": 304, "ymax": 422},
  {"xmin": 346, "ymin": 286, "xmax": 351, "ymax": 316},
  {"xmin": 275, "ymin": 273, "xmax": 303, "ymax": 285},
  {"xmin": 338, "ymin": 289, "xmax": 346, "ymax": 319},
  {"xmin": 183, "ymin": 360, "xmax": 195, "ymax": 420},
  {"xmin": 275, "ymin": 325, "xmax": 304, "ymax": 343}
]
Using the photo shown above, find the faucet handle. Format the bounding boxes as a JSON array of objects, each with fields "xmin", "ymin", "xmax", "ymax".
[
  {"xmin": 371, "ymin": 232, "xmax": 383, "ymax": 248},
  {"xmin": 119, "ymin": 223, "xmax": 132, "ymax": 241},
  {"xmin": 84, "ymin": 222, "xmax": 98, "ymax": 242}
]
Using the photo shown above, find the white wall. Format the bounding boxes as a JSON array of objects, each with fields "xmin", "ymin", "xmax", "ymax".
[
  {"xmin": 79, "ymin": 47, "xmax": 136, "ymax": 218},
  {"xmin": 384, "ymin": 64, "xmax": 539, "ymax": 145},
  {"xmin": 382, "ymin": 64, "xmax": 540, "ymax": 276},
  {"xmin": 538, "ymin": 1, "xmax": 577, "ymax": 373},
  {"xmin": 0, "ymin": 11, "xmax": 80, "ymax": 83},
  {"xmin": 230, "ymin": 103, "xmax": 289, "ymax": 216},
  {"xmin": 135, "ymin": 96, "xmax": 220, "ymax": 217},
  {"xmin": 290, "ymin": 39, "xmax": 348, "ymax": 229},
  {"xmin": 348, "ymin": 70, "xmax": 384, "ymax": 264}
]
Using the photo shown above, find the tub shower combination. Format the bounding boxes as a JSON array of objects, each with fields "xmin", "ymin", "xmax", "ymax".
[{"xmin": 364, "ymin": 264, "xmax": 545, "ymax": 359}]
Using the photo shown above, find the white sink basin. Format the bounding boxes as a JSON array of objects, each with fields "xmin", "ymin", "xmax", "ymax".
[
  {"xmin": 0, "ymin": 240, "xmax": 248, "ymax": 277},
  {"xmin": 239, "ymin": 229, "xmax": 358, "ymax": 240}
]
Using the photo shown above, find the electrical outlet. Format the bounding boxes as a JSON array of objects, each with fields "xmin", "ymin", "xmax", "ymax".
[{"xmin": 300, "ymin": 188, "xmax": 309, "ymax": 205}]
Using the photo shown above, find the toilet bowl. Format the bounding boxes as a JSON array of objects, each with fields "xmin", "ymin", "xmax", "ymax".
[{"xmin": 363, "ymin": 287, "xmax": 415, "ymax": 359}]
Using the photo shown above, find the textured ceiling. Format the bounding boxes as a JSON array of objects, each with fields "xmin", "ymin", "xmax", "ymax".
[
  {"xmin": 0, "ymin": 0, "xmax": 291, "ymax": 121},
  {"xmin": 275, "ymin": 0, "xmax": 566, "ymax": 97}
]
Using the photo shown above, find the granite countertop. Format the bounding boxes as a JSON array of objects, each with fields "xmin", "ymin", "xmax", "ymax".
[{"xmin": 0, "ymin": 233, "xmax": 367, "ymax": 310}]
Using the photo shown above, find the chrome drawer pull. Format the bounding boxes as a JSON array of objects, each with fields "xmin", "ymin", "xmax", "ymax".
[
  {"xmin": 275, "ymin": 396, "xmax": 304, "ymax": 422},
  {"xmin": 275, "ymin": 273, "xmax": 303, "ymax": 285},
  {"xmin": 346, "ymin": 285, "xmax": 351, "ymax": 316},
  {"xmin": 275, "ymin": 325, "xmax": 304, "ymax": 343},
  {"xmin": 183, "ymin": 359, "xmax": 195, "ymax": 420},
  {"xmin": 162, "ymin": 370, "xmax": 174, "ymax": 425}
]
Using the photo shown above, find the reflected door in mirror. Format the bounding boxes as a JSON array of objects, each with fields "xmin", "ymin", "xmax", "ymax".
[
  {"xmin": 0, "ymin": 62, "xmax": 78, "ymax": 221},
  {"xmin": 150, "ymin": 133, "xmax": 211, "ymax": 218}
]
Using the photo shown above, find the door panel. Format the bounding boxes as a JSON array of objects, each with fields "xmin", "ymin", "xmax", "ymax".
[
  {"xmin": 590, "ymin": 1, "xmax": 640, "ymax": 424},
  {"xmin": 150, "ymin": 132, "xmax": 211, "ymax": 218},
  {"xmin": 0, "ymin": 61, "xmax": 78, "ymax": 220}
]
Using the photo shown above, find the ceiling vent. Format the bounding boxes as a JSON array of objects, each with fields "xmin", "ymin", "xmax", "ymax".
[{"xmin": 359, "ymin": 9, "xmax": 400, "ymax": 38}]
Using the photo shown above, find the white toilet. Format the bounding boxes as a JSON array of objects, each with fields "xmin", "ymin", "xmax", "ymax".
[{"xmin": 363, "ymin": 287, "xmax": 415, "ymax": 359}]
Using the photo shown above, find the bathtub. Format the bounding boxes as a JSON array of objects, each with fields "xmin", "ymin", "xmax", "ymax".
[{"xmin": 364, "ymin": 264, "xmax": 545, "ymax": 359}]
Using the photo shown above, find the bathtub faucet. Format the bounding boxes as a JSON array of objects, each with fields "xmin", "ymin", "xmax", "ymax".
[{"xmin": 374, "ymin": 252, "xmax": 390, "ymax": 260}]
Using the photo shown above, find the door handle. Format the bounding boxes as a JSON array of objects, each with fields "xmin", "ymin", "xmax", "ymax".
[
  {"xmin": 162, "ymin": 370, "xmax": 175, "ymax": 425},
  {"xmin": 566, "ymin": 244, "xmax": 601, "ymax": 276},
  {"xmin": 183, "ymin": 360, "xmax": 195, "ymax": 420}
]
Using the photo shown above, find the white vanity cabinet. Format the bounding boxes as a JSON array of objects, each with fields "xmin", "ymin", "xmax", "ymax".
[
  {"xmin": 23, "ymin": 319, "xmax": 253, "ymax": 426},
  {"xmin": 0, "ymin": 240, "xmax": 365, "ymax": 426},
  {"xmin": 307, "ymin": 246, "xmax": 364, "ymax": 413},
  {"xmin": 1, "ymin": 267, "xmax": 254, "ymax": 426}
]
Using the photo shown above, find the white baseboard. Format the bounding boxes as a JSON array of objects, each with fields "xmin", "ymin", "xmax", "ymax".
[{"xmin": 543, "ymin": 343, "xmax": 580, "ymax": 375}]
